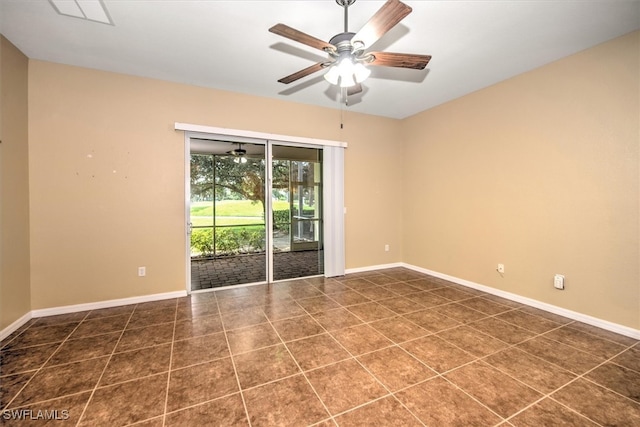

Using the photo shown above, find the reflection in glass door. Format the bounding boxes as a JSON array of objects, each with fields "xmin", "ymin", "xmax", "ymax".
[{"xmin": 272, "ymin": 145, "xmax": 323, "ymax": 281}]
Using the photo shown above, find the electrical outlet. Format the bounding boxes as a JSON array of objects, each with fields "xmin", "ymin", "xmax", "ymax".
[
  {"xmin": 497, "ymin": 264, "xmax": 505, "ymax": 274},
  {"xmin": 384, "ymin": 244, "xmax": 390, "ymax": 252},
  {"xmin": 554, "ymin": 274, "xmax": 565, "ymax": 290},
  {"xmin": 138, "ymin": 266, "xmax": 146, "ymax": 277}
]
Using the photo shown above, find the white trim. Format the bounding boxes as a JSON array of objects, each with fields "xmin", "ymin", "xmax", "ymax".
[
  {"xmin": 1, "ymin": 290, "xmax": 187, "ymax": 342},
  {"xmin": 402, "ymin": 263, "xmax": 640, "ymax": 340},
  {"xmin": 345, "ymin": 262, "xmax": 404, "ymax": 275},
  {"xmin": 0, "ymin": 312, "xmax": 33, "ymax": 342},
  {"xmin": 175, "ymin": 123, "xmax": 347, "ymax": 149},
  {"xmin": 31, "ymin": 291, "xmax": 187, "ymax": 318},
  {"xmin": 184, "ymin": 132, "xmax": 192, "ymax": 294}
]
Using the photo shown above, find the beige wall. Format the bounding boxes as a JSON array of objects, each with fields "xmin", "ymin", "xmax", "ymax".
[
  {"xmin": 27, "ymin": 61, "xmax": 402, "ymax": 309},
  {"xmin": 402, "ymin": 31, "xmax": 639, "ymax": 329},
  {"xmin": 0, "ymin": 36, "xmax": 31, "ymax": 330}
]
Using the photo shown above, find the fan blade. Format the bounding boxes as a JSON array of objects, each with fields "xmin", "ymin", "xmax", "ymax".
[
  {"xmin": 278, "ymin": 62, "xmax": 326, "ymax": 84},
  {"xmin": 347, "ymin": 84, "xmax": 363, "ymax": 96},
  {"xmin": 368, "ymin": 52, "xmax": 431, "ymax": 70},
  {"xmin": 352, "ymin": 0, "xmax": 412, "ymax": 49},
  {"xmin": 269, "ymin": 23, "xmax": 335, "ymax": 53}
]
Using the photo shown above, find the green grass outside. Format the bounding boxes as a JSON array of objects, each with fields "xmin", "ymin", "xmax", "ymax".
[{"xmin": 190, "ymin": 200, "xmax": 292, "ymax": 227}]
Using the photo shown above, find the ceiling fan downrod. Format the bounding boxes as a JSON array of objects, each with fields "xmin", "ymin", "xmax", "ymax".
[{"xmin": 337, "ymin": 0, "xmax": 356, "ymax": 33}]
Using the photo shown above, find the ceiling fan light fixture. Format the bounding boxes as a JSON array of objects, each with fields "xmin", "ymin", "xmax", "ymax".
[{"xmin": 324, "ymin": 57, "xmax": 371, "ymax": 88}]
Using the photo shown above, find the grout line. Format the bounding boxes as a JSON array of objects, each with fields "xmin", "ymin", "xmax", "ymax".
[{"xmin": 215, "ymin": 292, "xmax": 254, "ymax": 427}]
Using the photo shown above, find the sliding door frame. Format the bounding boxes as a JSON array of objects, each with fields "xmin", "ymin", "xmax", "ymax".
[{"xmin": 178, "ymin": 123, "xmax": 346, "ymax": 293}]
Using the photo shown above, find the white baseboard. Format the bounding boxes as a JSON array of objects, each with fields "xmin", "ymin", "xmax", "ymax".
[
  {"xmin": 402, "ymin": 263, "xmax": 640, "ymax": 340},
  {"xmin": 0, "ymin": 312, "xmax": 33, "ymax": 342},
  {"xmin": 345, "ymin": 262, "xmax": 403, "ymax": 275},
  {"xmin": 1, "ymin": 290, "xmax": 187, "ymax": 342}
]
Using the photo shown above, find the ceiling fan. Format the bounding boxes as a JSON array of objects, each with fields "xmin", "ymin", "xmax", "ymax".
[
  {"xmin": 269, "ymin": 0, "xmax": 431, "ymax": 97},
  {"xmin": 226, "ymin": 143, "xmax": 248, "ymax": 163}
]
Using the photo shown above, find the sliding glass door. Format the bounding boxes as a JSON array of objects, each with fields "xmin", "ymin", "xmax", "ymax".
[{"xmin": 189, "ymin": 140, "xmax": 324, "ymax": 290}]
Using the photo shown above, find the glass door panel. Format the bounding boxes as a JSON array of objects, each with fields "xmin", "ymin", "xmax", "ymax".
[
  {"xmin": 190, "ymin": 140, "xmax": 266, "ymax": 290},
  {"xmin": 272, "ymin": 146, "xmax": 323, "ymax": 281}
]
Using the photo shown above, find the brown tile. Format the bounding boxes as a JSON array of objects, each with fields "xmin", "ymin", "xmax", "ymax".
[
  {"xmin": 3, "ymin": 323, "xmax": 77, "ymax": 350},
  {"xmin": 296, "ymin": 296, "xmax": 341, "ymax": 314},
  {"xmin": 305, "ymin": 359, "xmax": 387, "ymax": 415},
  {"xmin": 311, "ymin": 308, "xmax": 362, "ymax": 331},
  {"xmin": 334, "ymin": 396, "xmax": 423, "ymax": 426},
  {"xmin": 612, "ymin": 345, "xmax": 640, "ymax": 372},
  {"xmin": 85, "ymin": 304, "xmax": 135, "ymax": 320},
  {"xmin": 376, "ymin": 297, "xmax": 425, "ymax": 315},
  {"xmin": 129, "ymin": 417, "xmax": 164, "ymax": 427},
  {"xmin": 359, "ymin": 275, "xmax": 398, "ymax": 286},
  {"xmin": 116, "ymin": 322, "xmax": 174, "ymax": 352},
  {"xmin": 481, "ymin": 294, "xmax": 525, "ymax": 308},
  {"xmin": 70, "ymin": 314, "xmax": 130, "ymax": 339},
  {"xmin": 432, "ymin": 303, "xmax": 488, "ymax": 324},
  {"xmin": 552, "ymin": 378, "xmax": 640, "ymax": 426},
  {"xmin": 585, "ymin": 362, "xmax": 640, "ymax": 402},
  {"xmin": 287, "ymin": 286, "xmax": 326, "ymax": 300},
  {"xmin": 346, "ymin": 302, "xmax": 396, "ymax": 322},
  {"xmin": 272, "ymin": 315, "xmax": 325, "ymax": 342},
  {"xmin": 11, "ymin": 391, "xmax": 91, "ymax": 426},
  {"xmin": 517, "ymin": 306, "xmax": 573, "ymax": 325},
  {"xmin": 396, "ymin": 377, "xmax": 502, "ymax": 426},
  {"xmin": 458, "ymin": 297, "xmax": 514, "ymax": 315},
  {"xmin": 340, "ymin": 277, "xmax": 380, "ymax": 289},
  {"xmin": 0, "ymin": 371, "xmax": 33, "ymax": 408},
  {"xmin": 445, "ymin": 361, "xmax": 541, "ymax": 418},
  {"xmin": 167, "ymin": 358, "xmax": 238, "ymax": 412},
  {"xmin": 31, "ymin": 312, "xmax": 87, "ymax": 328},
  {"xmin": 0, "ymin": 343, "xmax": 60, "ymax": 376},
  {"xmin": 382, "ymin": 282, "xmax": 422, "ymax": 295},
  {"xmin": 403, "ymin": 309, "xmax": 461, "ymax": 332},
  {"xmin": 262, "ymin": 301, "xmax": 307, "ymax": 321},
  {"xmin": 496, "ymin": 310, "xmax": 561, "ymax": 334},
  {"xmin": 543, "ymin": 326, "xmax": 626, "ymax": 359},
  {"xmin": 405, "ymin": 277, "xmax": 447, "ymax": 291},
  {"xmin": 355, "ymin": 286, "xmax": 397, "ymax": 301},
  {"xmin": 404, "ymin": 291, "xmax": 451, "ymax": 308},
  {"xmin": 286, "ymin": 334, "xmax": 350, "ymax": 371},
  {"xmin": 234, "ymin": 344, "xmax": 300, "ymax": 389},
  {"xmin": 509, "ymin": 398, "xmax": 598, "ymax": 426},
  {"xmin": 328, "ymin": 290, "xmax": 371, "ymax": 307},
  {"xmin": 402, "ymin": 335, "xmax": 476, "ymax": 373},
  {"xmin": 173, "ymin": 315, "xmax": 223, "ymax": 341},
  {"xmin": 429, "ymin": 287, "xmax": 475, "ymax": 302},
  {"xmin": 381, "ymin": 269, "xmax": 425, "ymax": 282},
  {"xmin": 313, "ymin": 281, "xmax": 351, "ymax": 294},
  {"xmin": 126, "ymin": 306, "xmax": 176, "ymax": 329},
  {"xmin": 517, "ymin": 336, "xmax": 604, "ymax": 375},
  {"xmin": 165, "ymin": 394, "xmax": 249, "ymax": 426},
  {"xmin": 226, "ymin": 323, "xmax": 281, "ymax": 354},
  {"xmin": 484, "ymin": 347, "xmax": 576, "ymax": 394},
  {"xmin": 100, "ymin": 343, "xmax": 171, "ymax": 386},
  {"xmin": 171, "ymin": 332, "xmax": 229, "ymax": 369},
  {"xmin": 46, "ymin": 332, "xmax": 120, "ymax": 366},
  {"xmin": 330, "ymin": 324, "xmax": 393, "ymax": 356},
  {"xmin": 370, "ymin": 316, "xmax": 430, "ymax": 343},
  {"xmin": 437, "ymin": 326, "xmax": 508, "ymax": 357},
  {"xmin": 566, "ymin": 322, "xmax": 639, "ymax": 346},
  {"xmin": 358, "ymin": 347, "xmax": 436, "ymax": 391},
  {"xmin": 243, "ymin": 375, "xmax": 329, "ymax": 426},
  {"xmin": 11, "ymin": 357, "xmax": 109, "ymax": 406},
  {"xmin": 176, "ymin": 302, "xmax": 219, "ymax": 321},
  {"xmin": 468, "ymin": 317, "xmax": 535, "ymax": 345},
  {"xmin": 80, "ymin": 373, "xmax": 167, "ymax": 425},
  {"xmin": 217, "ymin": 295, "xmax": 265, "ymax": 314},
  {"xmin": 220, "ymin": 307, "xmax": 268, "ymax": 330}
]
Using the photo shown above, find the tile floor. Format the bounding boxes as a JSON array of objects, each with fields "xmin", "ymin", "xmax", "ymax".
[{"xmin": 1, "ymin": 267, "xmax": 639, "ymax": 426}]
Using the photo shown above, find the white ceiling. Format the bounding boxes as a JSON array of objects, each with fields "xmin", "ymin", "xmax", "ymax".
[{"xmin": 1, "ymin": 0, "xmax": 639, "ymax": 119}]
